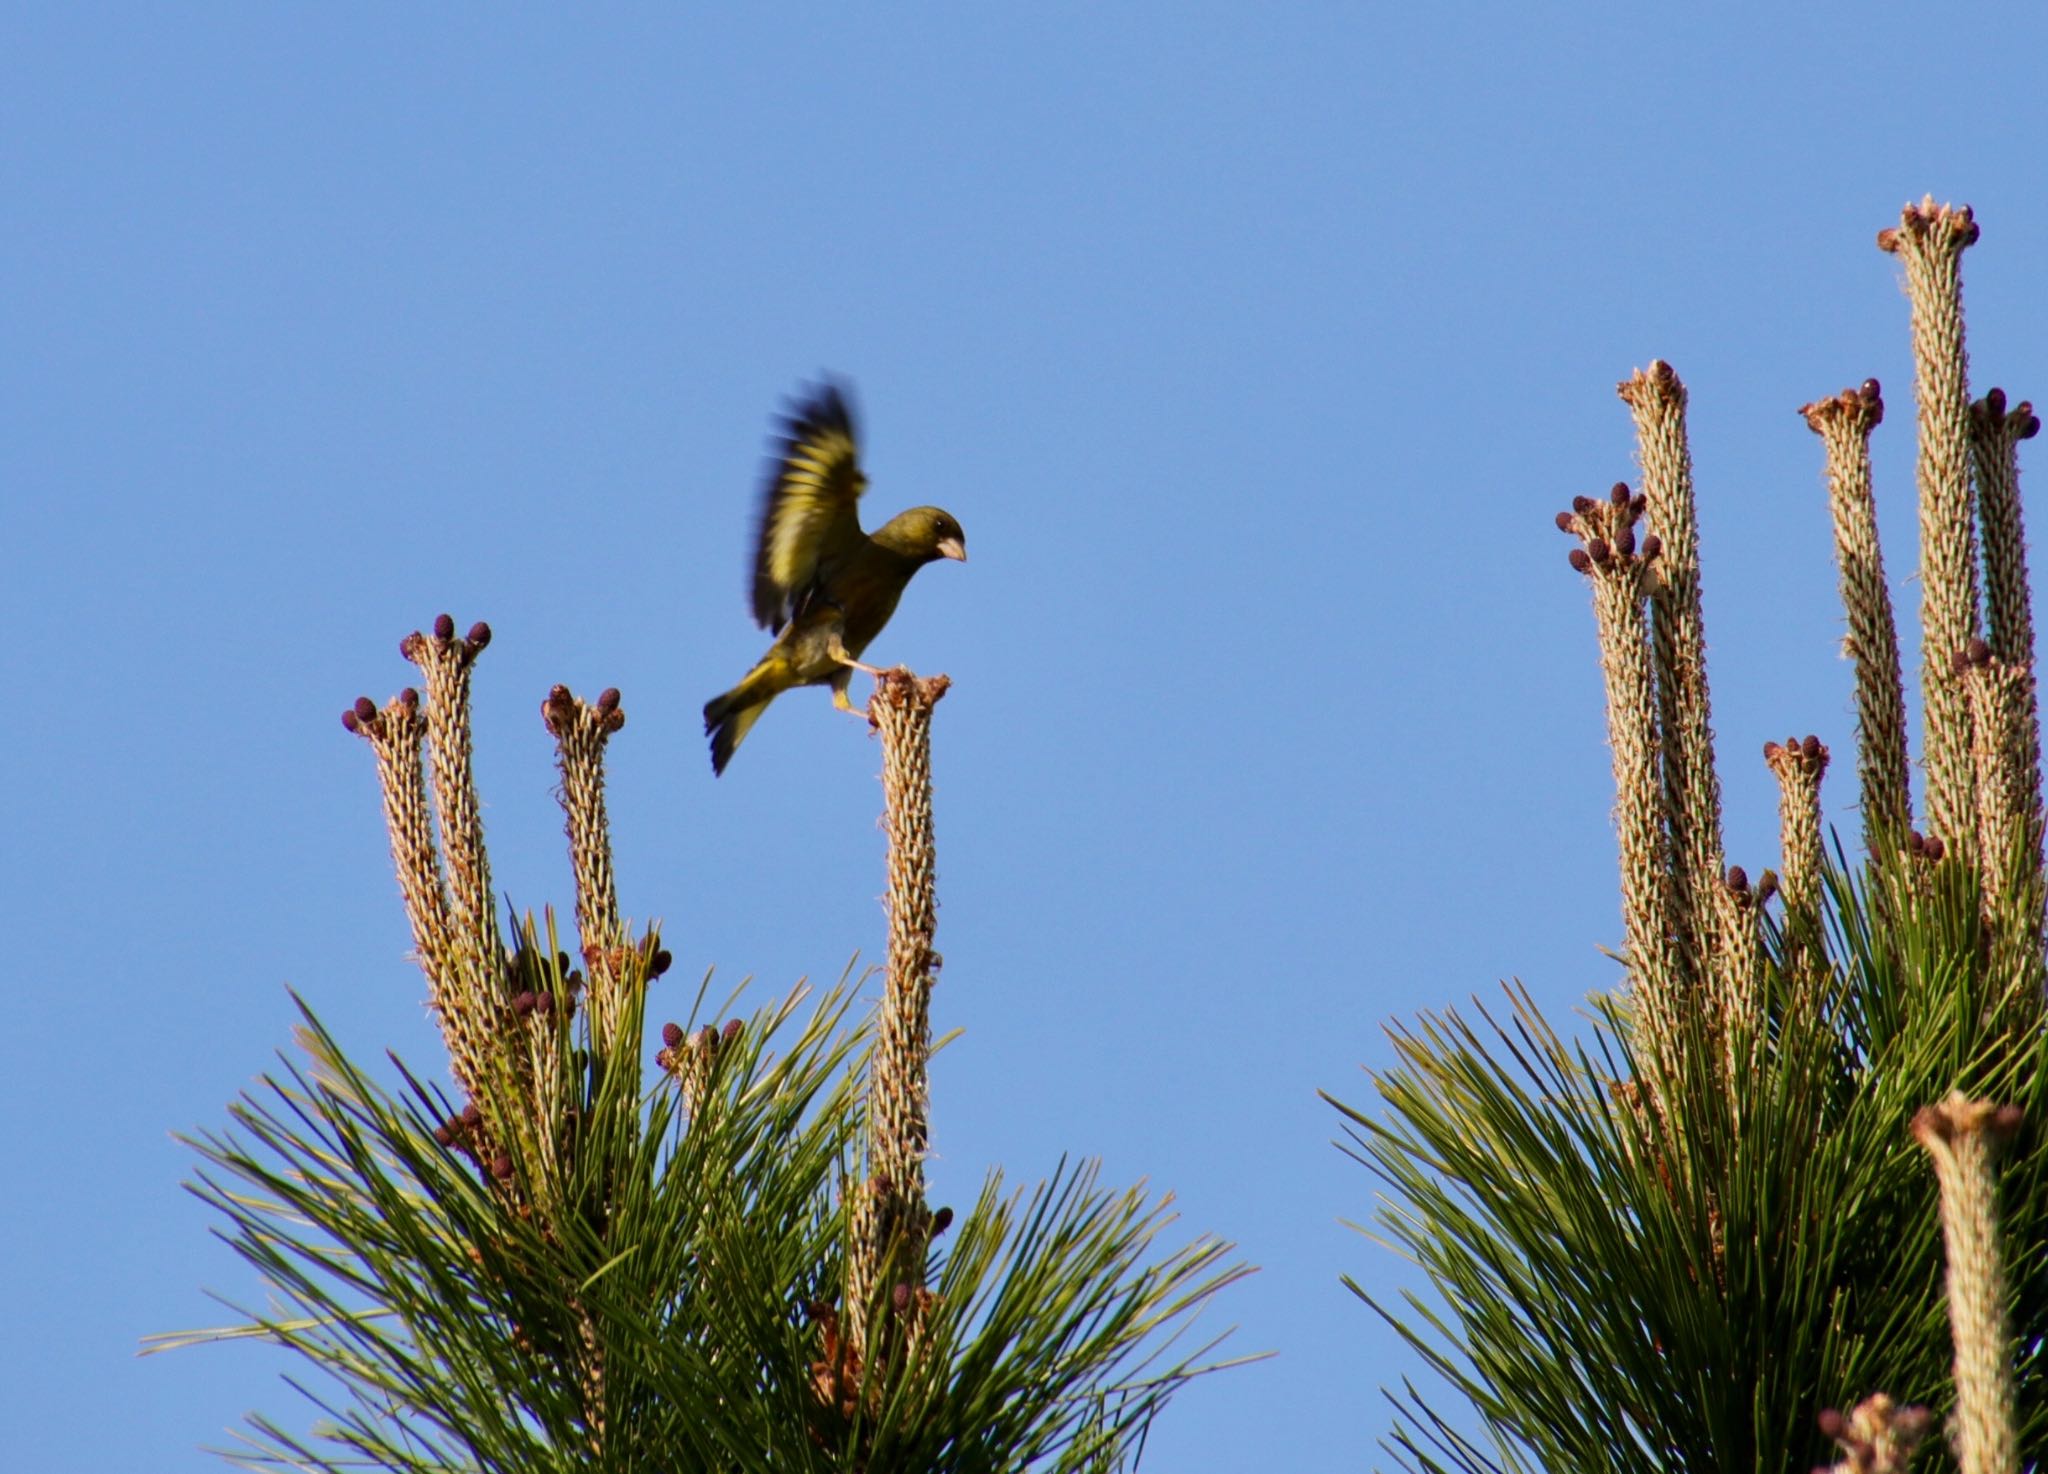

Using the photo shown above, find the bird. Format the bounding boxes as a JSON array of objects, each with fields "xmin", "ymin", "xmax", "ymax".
[{"xmin": 703, "ymin": 381, "xmax": 967, "ymax": 774}]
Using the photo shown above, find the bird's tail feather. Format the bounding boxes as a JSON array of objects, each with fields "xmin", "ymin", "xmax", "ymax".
[{"xmin": 704, "ymin": 662, "xmax": 784, "ymax": 775}]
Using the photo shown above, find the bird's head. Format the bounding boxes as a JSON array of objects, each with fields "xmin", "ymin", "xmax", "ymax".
[{"xmin": 873, "ymin": 506, "xmax": 968, "ymax": 565}]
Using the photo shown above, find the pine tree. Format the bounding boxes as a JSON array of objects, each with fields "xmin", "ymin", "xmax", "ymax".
[
  {"xmin": 1334, "ymin": 199, "xmax": 2048, "ymax": 1474},
  {"xmin": 153, "ymin": 628, "xmax": 1248, "ymax": 1472}
]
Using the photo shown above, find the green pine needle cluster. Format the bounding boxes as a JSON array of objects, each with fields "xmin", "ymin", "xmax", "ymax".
[{"xmin": 1337, "ymin": 858, "xmax": 2048, "ymax": 1473}]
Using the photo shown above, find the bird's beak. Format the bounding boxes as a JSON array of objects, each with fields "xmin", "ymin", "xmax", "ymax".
[{"xmin": 937, "ymin": 536, "xmax": 967, "ymax": 563}]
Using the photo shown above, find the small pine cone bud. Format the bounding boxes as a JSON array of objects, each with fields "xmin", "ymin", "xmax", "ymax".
[
  {"xmin": 433, "ymin": 1121, "xmax": 456, "ymax": 1146},
  {"xmin": 434, "ymin": 613, "xmax": 455, "ymax": 640},
  {"xmin": 891, "ymin": 1283, "xmax": 914, "ymax": 1313},
  {"xmin": 467, "ymin": 621, "xmax": 492, "ymax": 649},
  {"xmin": 1913, "ymin": 1103, "xmax": 1954, "ymax": 1143},
  {"xmin": 353, "ymin": 696, "xmax": 378, "ymax": 722},
  {"xmin": 490, "ymin": 1153, "xmax": 514, "ymax": 1181},
  {"xmin": 1727, "ymin": 865, "xmax": 1748, "ymax": 893},
  {"xmin": 1986, "ymin": 386, "xmax": 2008, "ymax": 420},
  {"xmin": 1860, "ymin": 377, "xmax": 1881, "ymax": 403},
  {"xmin": 1968, "ymin": 637, "xmax": 1992, "ymax": 665},
  {"xmin": 2021, "ymin": 409, "xmax": 2042, "ymax": 440},
  {"xmin": 1567, "ymin": 548, "xmax": 1592, "ymax": 574},
  {"xmin": 1756, "ymin": 870, "xmax": 1780, "ymax": 904},
  {"xmin": 399, "ymin": 687, "xmax": 419, "ymax": 710},
  {"xmin": 1628, "ymin": 493, "xmax": 1646, "ymax": 517},
  {"xmin": 1586, "ymin": 538, "xmax": 1611, "ymax": 564},
  {"xmin": 1924, "ymin": 835, "xmax": 1946, "ymax": 862},
  {"xmin": 597, "ymin": 687, "xmax": 621, "ymax": 715},
  {"xmin": 698, "ymin": 1026, "xmax": 718, "ymax": 1050},
  {"xmin": 649, "ymin": 949, "xmax": 673, "ymax": 978},
  {"xmin": 461, "ymin": 1101, "xmax": 482, "ymax": 1126},
  {"xmin": 1801, "ymin": 734, "xmax": 1822, "ymax": 760},
  {"xmin": 1993, "ymin": 1104, "xmax": 2025, "ymax": 1137},
  {"xmin": 1571, "ymin": 494, "xmax": 1594, "ymax": 514},
  {"xmin": 1876, "ymin": 226, "xmax": 1901, "ymax": 252},
  {"xmin": 1651, "ymin": 360, "xmax": 1676, "ymax": 386},
  {"xmin": 1554, "ymin": 510, "xmax": 1575, "ymax": 533},
  {"xmin": 512, "ymin": 991, "xmax": 537, "ymax": 1018},
  {"xmin": 532, "ymin": 991, "xmax": 553, "ymax": 1014},
  {"xmin": 1614, "ymin": 527, "xmax": 1636, "ymax": 557},
  {"xmin": 341, "ymin": 709, "xmax": 361, "ymax": 733},
  {"xmin": 557, "ymin": 950, "xmax": 573, "ymax": 975},
  {"xmin": 1609, "ymin": 481, "xmax": 1630, "ymax": 506},
  {"xmin": 722, "ymin": 1018, "xmax": 743, "ymax": 1043},
  {"xmin": 542, "ymin": 686, "xmax": 575, "ymax": 732},
  {"xmin": 662, "ymin": 1021, "xmax": 684, "ymax": 1047},
  {"xmin": 1763, "ymin": 740, "xmax": 1782, "ymax": 760},
  {"xmin": 1816, "ymin": 1407, "xmax": 1846, "ymax": 1440},
  {"xmin": 931, "ymin": 1206, "xmax": 955, "ymax": 1236},
  {"xmin": 1639, "ymin": 533, "xmax": 1661, "ymax": 561}
]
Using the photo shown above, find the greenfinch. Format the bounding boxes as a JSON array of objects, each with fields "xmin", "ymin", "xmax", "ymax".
[{"xmin": 704, "ymin": 382, "xmax": 966, "ymax": 774}]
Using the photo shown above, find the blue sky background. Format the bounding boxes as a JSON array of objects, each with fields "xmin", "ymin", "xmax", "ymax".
[{"xmin": 6, "ymin": 5, "xmax": 2047, "ymax": 1469}]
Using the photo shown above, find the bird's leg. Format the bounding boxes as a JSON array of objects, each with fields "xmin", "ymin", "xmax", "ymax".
[
  {"xmin": 829, "ymin": 673, "xmax": 872, "ymax": 722},
  {"xmin": 826, "ymin": 627, "xmax": 886, "ymax": 679}
]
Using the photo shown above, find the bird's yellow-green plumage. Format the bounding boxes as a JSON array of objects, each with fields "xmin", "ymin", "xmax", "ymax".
[{"xmin": 704, "ymin": 382, "xmax": 966, "ymax": 774}]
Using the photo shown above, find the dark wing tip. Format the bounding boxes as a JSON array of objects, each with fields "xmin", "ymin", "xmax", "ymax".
[{"xmin": 770, "ymin": 377, "xmax": 858, "ymax": 456}]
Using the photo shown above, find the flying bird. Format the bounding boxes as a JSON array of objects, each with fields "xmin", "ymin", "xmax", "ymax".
[{"xmin": 703, "ymin": 382, "xmax": 967, "ymax": 774}]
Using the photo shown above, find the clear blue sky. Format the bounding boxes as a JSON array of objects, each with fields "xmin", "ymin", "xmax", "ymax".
[{"xmin": 6, "ymin": 5, "xmax": 2047, "ymax": 1469}]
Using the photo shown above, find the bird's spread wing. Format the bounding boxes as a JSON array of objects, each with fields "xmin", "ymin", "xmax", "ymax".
[{"xmin": 750, "ymin": 382, "xmax": 869, "ymax": 631}]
